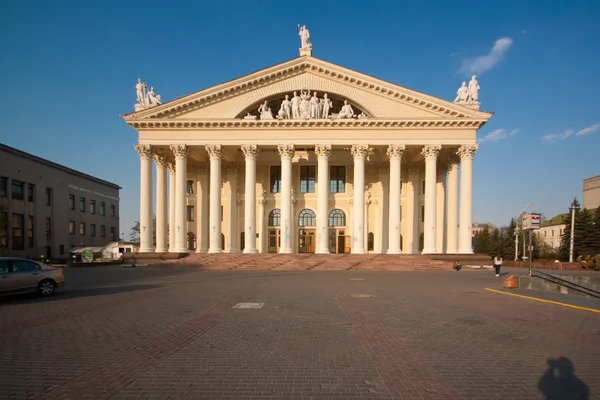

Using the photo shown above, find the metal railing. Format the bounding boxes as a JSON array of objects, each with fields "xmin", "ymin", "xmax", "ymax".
[{"xmin": 531, "ymin": 269, "xmax": 600, "ymax": 299}]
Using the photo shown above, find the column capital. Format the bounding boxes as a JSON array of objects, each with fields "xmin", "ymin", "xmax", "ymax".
[
  {"xmin": 277, "ymin": 144, "xmax": 295, "ymax": 159},
  {"xmin": 134, "ymin": 144, "xmax": 153, "ymax": 160},
  {"xmin": 205, "ymin": 144, "xmax": 223, "ymax": 159},
  {"xmin": 351, "ymin": 144, "xmax": 369, "ymax": 159},
  {"xmin": 457, "ymin": 144, "xmax": 479, "ymax": 160},
  {"xmin": 241, "ymin": 144, "xmax": 258, "ymax": 159},
  {"xmin": 445, "ymin": 154, "xmax": 461, "ymax": 168},
  {"xmin": 387, "ymin": 144, "xmax": 406, "ymax": 159},
  {"xmin": 153, "ymin": 154, "xmax": 169, "ymax": 168},
  {"xmin": 170, "ymin": 144, "xmax": 191, "ymax": 158},
  {"xmin": 167, "ymin": 161, "xmax": 176, "ymax": 173},
  {"xmin": 315, "ymin": 144, "xmax": 332, "ymax": 158},
  {"xmin": 421, "ymin": 144, "xmax": 442, "ymax": 160}
]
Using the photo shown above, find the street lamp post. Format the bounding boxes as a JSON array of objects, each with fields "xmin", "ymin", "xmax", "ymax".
[
  {"xmin": 569, "ymin": 204, "xmax": 577, "ymax": 263},
  {"xmin": 515, "ymin": 203, "xmax": 533, "ymax": 261}
]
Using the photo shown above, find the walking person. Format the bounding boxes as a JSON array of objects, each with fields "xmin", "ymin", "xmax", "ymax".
[{"xmin": 494, "ymin": 255, "xmax": 503, "ymax": 277}]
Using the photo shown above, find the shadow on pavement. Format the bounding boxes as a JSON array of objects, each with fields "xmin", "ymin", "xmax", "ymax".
[
  {"xmin": 538, "ymin": 357, "xmax": 589, "ymax": 399},
  {"xmin": 0, "ymin": 284, "xmax": 162, "ymax": 305}
]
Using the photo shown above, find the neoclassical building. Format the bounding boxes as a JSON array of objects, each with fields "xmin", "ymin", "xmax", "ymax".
[{"xmin": 122, "ymin": 42, "xmax": 492, "ymax": 255}]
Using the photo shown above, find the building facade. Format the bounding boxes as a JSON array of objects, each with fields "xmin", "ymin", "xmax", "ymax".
[
  {"xmin": 0, "ymin": 144, "xmax": 121, "ymax": 261},
  {"xmin": 583, "ymin": 175, "xmax": 600, "ymax": 210},
  {"xmin": 123, "ymin": 53, "xmax": 492, "ymax": 255}
]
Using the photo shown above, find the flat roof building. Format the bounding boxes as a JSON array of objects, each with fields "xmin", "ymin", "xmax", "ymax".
[
  {"xmin": 583, "ymin": 175, "xmax": 600, "ymax": 210},
  {"xmin": 0, "ymin": 143, "xmax": 121, "ymax": 261}
]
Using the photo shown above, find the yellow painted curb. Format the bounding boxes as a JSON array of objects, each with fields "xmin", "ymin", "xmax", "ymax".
[{"xmin": 484, "ymin": 288, "xmax": 600, "ymax": 314}]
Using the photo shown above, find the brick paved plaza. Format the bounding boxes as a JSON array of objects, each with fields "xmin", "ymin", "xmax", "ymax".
[{"xmin": 1, "ymin": 266, "xmax": 599, "ymax": 400}]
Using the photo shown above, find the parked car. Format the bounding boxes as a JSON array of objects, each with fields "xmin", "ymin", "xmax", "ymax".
[{"xmin": 0, "ymin": 258, "xmax": 65, "ymax": 297}]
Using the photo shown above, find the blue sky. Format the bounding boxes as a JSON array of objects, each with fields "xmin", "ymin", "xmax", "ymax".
[{"xmin": 1, "ymin": 0, "xmax": 599, "ymax": 235}]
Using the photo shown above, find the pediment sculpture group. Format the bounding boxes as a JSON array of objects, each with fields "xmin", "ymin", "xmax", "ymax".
[
  {"xmin": 454, "ymin": 75, "xmax": 480, "ymax": 105},
  {"xmin": 246, "ymin": 91, "xmax": 368, "ymax": 121},
  {"xmin": 134, "ymin": 78, "xmax": 162, "ymax": 109}
]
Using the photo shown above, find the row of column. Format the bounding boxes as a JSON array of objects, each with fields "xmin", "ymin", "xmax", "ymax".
[{"xmin": 135, "ymin": 143, "xmax": 477, "ymax": 254}]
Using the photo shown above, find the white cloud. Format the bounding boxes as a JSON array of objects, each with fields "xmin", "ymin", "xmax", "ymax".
[
  {"xmin": 459, "ymin": 37, "xmax": 513, "ymax": 76},
  {"xmin": 576, "ymin": 123, "xmax": 600, "ymax": 136},
  {"xmin": 509, "ymin": 128, "xmax": 519, "ymax": 136},
  {"xmin": 479, "ymin": 128, "xmax": 506, "ymax": 143}
]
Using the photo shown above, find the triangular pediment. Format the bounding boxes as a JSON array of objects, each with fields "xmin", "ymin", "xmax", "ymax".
[{"xmin": 122, "ymin": 56, "xmax": 492, "ymax": 125}]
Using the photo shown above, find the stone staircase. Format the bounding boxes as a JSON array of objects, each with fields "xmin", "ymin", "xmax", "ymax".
[{"xmin": 160, "ymin": 253, "xmax": 463, "ymax": 271}]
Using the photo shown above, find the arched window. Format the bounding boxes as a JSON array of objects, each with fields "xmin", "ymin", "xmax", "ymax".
[
  {"xmin": 298, "ymin": 209, "xmax": 316, "ymax": 227},
  {"xmin": 328, "ymin": 209, "xmax": 346, "ymax": 226},
  {"xmin": 187, "ymin": 232, "xmax": 196, "ymax": 251},
  {"xmin": 367, "ymin": 232, "xmax": 374, "ymax": 251},
  {"xmin": 268, "ymin": 209, "xmax": 281, "ymax": 227},
  {"xmin": 240, "ymin": 232, "xmax": 245, "ymax": 251}
]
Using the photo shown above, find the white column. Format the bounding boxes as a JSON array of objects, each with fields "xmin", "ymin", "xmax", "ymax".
[
  {"xmin": 135, "ymin": 144, "xmax": 154, "ymax": 253},
  {"xmin": 196, "ymin": 165, "xmax": 209, "ymax": 253},
  {"xmin": 226, "ymin": 163, "xmax": 239, "ymax": 253},
  {"xmin": 435, "ymin": 166, "xmax": 447, "ymax": 254},
  {"xmin": 206, "ymin": 145, "xmax": 223, "ymax": 253},
  {"xmin": 404, "ymin": 164, "xmax": 420, "ymax": 254},
  {"xmin": 168, "ymin": 163, "xmax": 176, "ymax": 252},
  {"xmin": 351, "ymin": 144, "xmax": 368, "ymax": 254},
  {"xmin": 170, "ymin": 145, "xmax": 190, "ymax": 253},
  {"xmin": 315, "ymin": 144, "xmax": 332, "ymax": 254},
  {"xmin": 387, "ymin": 145, "xmax": 405, "ymax": 254},
  {"xmin": 377, "ymin": 166, "xmax": 389, "ymax": 253},
  {"xmin": 446, "ymin": 159, "xmax": 459, "ymax": 254},
  {"xmin": 458, "ymin": 144, "xmax": 478, "ymax": 254},
  {"xmin": 421, "ymin": 144, "xmax": 441, "ymax": 254},
  {"xmin": 154, "ymin": 154, "xmax": 168, "ymax": 252},
  {"xmin": 258, "ymin": 194, "xmax": 266, "ymax": 253},
  {"xmin": 278, "ymin": 145, "xmax": 295, "ymax": 253},
  {"xmin": 241, "ymin": 145, "xmax": 258, "ymax": 253}
]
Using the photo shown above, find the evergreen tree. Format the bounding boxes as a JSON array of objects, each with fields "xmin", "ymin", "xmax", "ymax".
[
  {"xmin": 490, "ymin": 227, "xmax": 502, "ymax": 257},
  {"xmin": 577, "ymin": 209, "xmax": 596, "ymax": 257},
  {"xmin": 504, "ymin": 218, "xmax": 518, "ymax": 259},
  {"xmin": 474, "ymin": 226, "xmax": 492, "ymax": 255}
]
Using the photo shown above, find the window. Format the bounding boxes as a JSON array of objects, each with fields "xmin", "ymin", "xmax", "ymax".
[
  {"xmin": 80, "ymin": 222, "xmax": 86, "ymax": 235},
  {"xmin": 90, "ymin": 224, "xmax": 96, "ymax": 236},
  {"xmin": 11, "ymin": 260, "xmax": 40, "ymax": 272},
  {"xmin": 12, "ymin": 180, "xmax": 24, "ymax": 200},
  {"xmin": 110, "ymin": 226, "xmax": 116, "ymax": 240},
  {"xmin": 100, "ymin": 202, "xmax": 105, "ymax": 216},
  {"xmin": 330, "ymin": 166, "xmax": 346, "ymax": 193},
  {"xmin": 59, "ymin": 245, "xmax": 64, "ymax": 255},
  {"xmin": 368, "ymin": 232, "xmax": 374, "ymax": 251},
  {"xmin": 421, "ymin": 206, "xmax": 425, "ymax": 223},
  {"xmin": 0, "ymin": 177, "xmax": 6, "ymax": 197},
  {"xmin": 268, "ymin": 209, "xmax": 281, "ymax": 226},
  {"xmin": 187, "ymin": 232, "xmax": 196, "ymax": 251},
  {"xmin": 69, "ymin": 194, "xmax": 75, "ymax": 210},
  {"xmin": 27, "ymin": 184, "xmax": 35, "ymax": 202},
  {"xmin": 45, "ymin": 188, "xmax": 52, "ymax": 205},
  {"xmin": 299, "ymin": 166, "xmax": 316, "ymax": 193},
  {"xmin": 79, "ymin": 197, "xmax": 85, "ymax": 212},
  {"xmin": 0, "ymin": 210, "xmax": 7, "ymax": 247},
  {"xmin": 270, "ymin": 166, "xmax": 282, "ymax": 193},
  {"xmin": 422, "ymin": 180, "xmax": 426, "ymax": 194},
  {"xmin": 11, "ymin": 213, "xmax": 24, "ymax": 250},
  {"xmin": 100, "ymin": 225, "xmax": 106, "ymax": 237},
  {"xmin": 0, "ymin": 261, "xmax": 8, "ymax": 273},
  {"xmin": 90, "ymin": 199, "xmax": 96, "ymax": 214},
  {"xmin": 110, "ymin": 204, "xmax": 116, "ymax": 217},
  {"xmin": 221, "ymin": 206, "xmax": 223, "ymax": 222},
  {"xmin": 298, "ymin": 209, "xmax": 316, "ymax": 227},
  {"xmin": 187, "ymin": 205, "xmax": 195, "ymax": 222},
  {"xmin": 45, "ymin": 218, "xmax": 52, "ymax": 239},
  {"xmin": 27, "ymin": 216, "xmax": 34, "ymax": 247},
  {"xmin": 69, "ymin": 221, "xmax": 75, "ymax": 234},
  {"xmin": 328, "ymin": 209, "xmax": 346, "ymax": 227},
  {"xmin": 186, "ymin": 180, "xmax": 194, "ymax": 194}
]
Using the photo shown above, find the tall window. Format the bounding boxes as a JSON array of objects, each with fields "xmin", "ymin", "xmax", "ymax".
[
  {"xmin": 27, "ymin": 216, "xmax": 34, "ymax": 247},
  {"xmin": 45, "ymin": 188, "xmax": 52, "ymax": 205},
  {"xmin": 299, "ymin": 166, "xmax": 316, "ymax": 193},
  {"xmin": 298, "ymin": 209, "xmax": 316, "ymax": 227},
  {"xmin": 79, "ymin": 197, "xmax": 85, "ymax": 212},
  {"xmin": 100, "ymin": 225, "xmax": 106, "ymax": 237},
  {"xmin": 0, "ymin": 177, "xmax": 7, "ymax": 197},
  {"xmin": 110, "ymin": 204, "xmax": 116, "ymax": 217},
  {"xmin": 187, "ymin": 205, "xmax": 195, "ymax": 222},
  {"xmin": 186, "ymin": 180, "xmax": 194, "ymax": 194},
  {"xmin": 110, "ymin": 226, "xmax": 116, "ymax": 240},
  {"xmin": 421, "ymin": 205, "xmax": 425, "ymax": 223},
  {"xmin": 100, "ymin": 202, "xmax": 105, "ymax": 216},
  {"xmin": 69, "ymin": 194, "xmax": 75, "ymax": 210},
  {"xmin": 0, "ymin": 210, "xmax": 7, "ymax": 247},
  {"xmin": 69, "ymin": 221, "xmax": 75, "ymax": 234},
  {"xmin": 79, "ymin": 222, "xmax": 86, "ymax": 235},
  {"xmin": 46, "ymin": 218, "xmax": 52, "ymax": 239},
  {"xmin": 91, "ymin": 224, "xmax": 96, "ymax": 236},
  {"xmin": 27, "ymin": 184, "xmax": 35, "ymax": 202},
  {"xmin": 330, "ymin": 166, "xmax": 346, "ymax": 193},
  {"xmin": 422, "ymin": 180, "xmax": 426, "ymax": 194},
  {"xmin": 268, "ymin": 209, "xmax": 281, "ymax": 226},
  {"xmin": 328, "ymin": 209, "xmax": 346, "ymax": 226},
  {"xmin": 90, "ymin": 199, "xmax": 96, "ymax": 214},
  {"xmin": 12, "ymin": 181, "xmax": 24, "ymax": 200},
  {"xmin": 12, "ymin": 213, "xmax": 24, "ymax": 250},
  {"xmin": 59, "ymin": 245, "xmax": 64, "ymax": 255},
  {"xmin": 270, "ymin": 166, "xmax": 282, "ymax": 193},
  {"xmin": 368, "ymin": 232, "xmax": 374, "ymax": 251}
]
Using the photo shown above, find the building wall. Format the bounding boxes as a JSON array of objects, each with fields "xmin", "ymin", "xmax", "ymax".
[
  {"xmin": 537, "ymin": 224, "xmax": 565, "ymax": 249},
  {"xmin": 583, "ymin": 175, "xmax": 600, "ymax": 210},
  {"xmin": 0, "ymin": 145, "xmax": 120, "ymax": 261}
]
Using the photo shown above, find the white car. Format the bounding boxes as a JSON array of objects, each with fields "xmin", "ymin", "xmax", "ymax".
[{"xmin": 0, "ymin": 258, "xmax": 65, "ymax": 297}]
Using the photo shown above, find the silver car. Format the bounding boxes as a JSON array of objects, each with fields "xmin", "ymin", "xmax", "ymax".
[{"xmin": 0, "ymin": 257, "xmax": 65, "ymax": 297}]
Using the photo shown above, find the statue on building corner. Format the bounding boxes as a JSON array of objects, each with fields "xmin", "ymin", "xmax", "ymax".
[
  {"xmin": 453, "ymin": 75, "xmax": 481, "ymax": 109},
  {"xmin": 467, "ymin": 75, "xmax": 480, "ymax": 102},
  {"xmin": 299, "ymin": 25, "xmax": 311, "ymax": 50},
  {"xmin": 134, "ymin": 78, "xmax": 162, "ymax": 111},
  {"xmin": 454, "ymin": 81, "xmax": 469, "ymax": 103}
]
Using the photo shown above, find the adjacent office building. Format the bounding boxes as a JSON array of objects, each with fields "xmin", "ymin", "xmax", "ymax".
[{"xmin": 0, "ymin": 144, "xmax": 121, "ymax": 261}]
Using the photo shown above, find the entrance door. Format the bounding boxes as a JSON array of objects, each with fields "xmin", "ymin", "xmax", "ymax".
[
  {"xmin": 329, "ymin": 229, "xmax": 351, "ymax": 254},
  {"xmin": 268, "ymin": 228, "xmax": 280, "ymax": 253},
  {"xmin": 298, "ymin": 229, "xmax": 316, "ymax": 253}
]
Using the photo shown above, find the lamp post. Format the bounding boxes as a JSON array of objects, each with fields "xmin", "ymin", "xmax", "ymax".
[
  {"xmin": 569, "ymin": 203, "xmax": 577, "ymax": 263},
  {"xmin": 515, "ymin": 203, "xmax": 533, "ymax": 261}
]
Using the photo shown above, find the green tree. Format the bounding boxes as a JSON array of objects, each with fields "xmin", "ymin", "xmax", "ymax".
[
  {"xmin": 558, "ymin": 198, "xmax": 596, "ymax": 261},
  {"xmin": 474, "ymin": 226, "xmax": 492, "ymax": 255}
]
